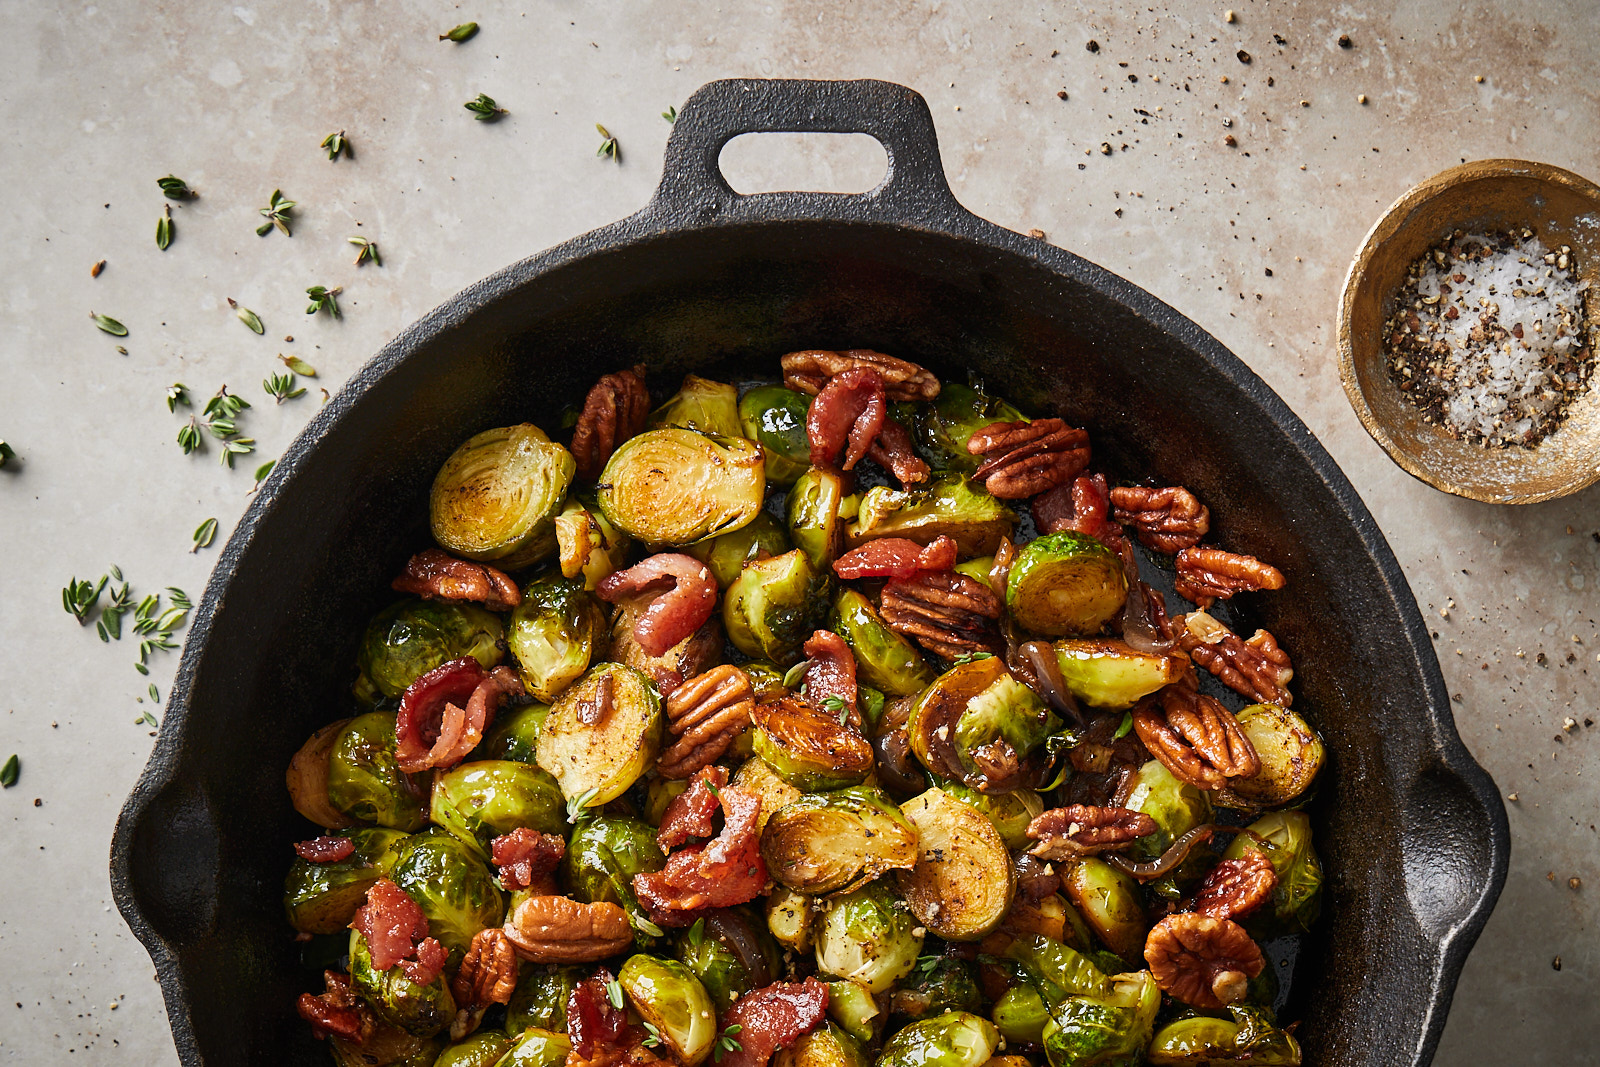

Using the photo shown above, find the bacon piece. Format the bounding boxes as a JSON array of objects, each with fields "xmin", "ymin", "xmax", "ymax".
[
  {"xmin": 718, "ymin": 978, "xmax": 831, "ymax": 1067},
  {"xmin": 801, "ymin": 630, "xmax": 859, "ymax": 728},
  {"xmin": 634, "ymin": 785, "xmax": 768, "ymax": 926},
  {"xmin": 657, "ymin": 765, "xmax": 729, "ymax": 851},
  {"xmin": 396, "ymin": 662, "xmax": 522, "ymax": 774},
  {"xmin": 392, "ymin": 548, "xmax": 520, "ymax": 612},
  {"xmin": 351, "ymin": 878, "xmax": 430, "ymax": 973},
  {"xmin": 294, "ymin": 836, "xmax": 355, "ymax": 863},
  {"xmin": 399, "ymin": 937, "xmax": 448, "ymax": 986},
  {"xmin": 1033, "ymin": 473, "xmax": 1117, "ymax": 539},
  {"xmin": 832, "ymin": 535, "xmax": 958, "ymax": 580},
  {"xmin": 865, "ymin": 416, "xmax": 931, "ymax": 486},
  {"xmin": 568, "ymin": 968, "xmax": 634, "ymax": 1061},
  {"xmin": 297, "ymin": 969, "xmax": 371, "ymax": 1044},
  {"xmin": 807, "ymin": 368, "xmax": 886, "ymax": 472},
  {"xmin": 492, "ymin": 828, "xmax": 567, "ymax": 893},
  {"xmin": 598, "ymin": 553, "xmax": 719, "ymax": 658}
]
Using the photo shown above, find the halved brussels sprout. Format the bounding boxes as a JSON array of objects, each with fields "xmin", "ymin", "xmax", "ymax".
[
  {"xmin": 506, "ymin": 965, "xmax": 581, "ymax": 1035},
  {"xmin": 992, "ymin": 984, "xmax": 1050, "ymax": 1045},
  {"xmin": 649, "ymin": 375, "xmax": 743, "ymax": 438},
  {"xmin": 687, "ymin": 512, "xmax": 792, "ymax": 588},
  {"xmin": 954, "ymin": 672, "xmax": 1061, "ymax": 772},
  {"xmin": 1215, "ymin": 704, "xmax": 1324, "ymax": 810},
  {"xmin": 619, "ymin": 954, "xmax": 717, "ymax": 1066},
  {"xmin": 1052, "ymin": 639, "xmax": 1184, "ymax": 709},
  {"xmin": 430, "ymin": 424, "xmax": 574, "ymax": 567},
  {"xmin": 891, "ymin": 957, "xmax": 984, "ymax": 1020},
  {"xmin": 776, "ymin": 1022, "xmax": 869, "ymax": 1067},
  {"xmin": 284, "ymin": 827, "xmax": 406, "ymax": 934},
  {"xmin": 1005, "ymin": 533, "xmax": 1127, "ymax": 638},
  {"xmin": 1146, "ymin": 1006, "xmax": 1303, "ymax": 1066},
  {"xmin": 1039, "ymin": 970, "xmax": 1160, "ymax": 1067},
  {"xmin": 766, "ymin": 885, "xmax": 816, "ymax": 952},
  {"xmin": 328, "ymin": 712, "xmax": 430, "ymax": 831},
  {"xmin": 739, "ymin": 384, "xmax": 813, "ymax": 487},
  {"xmin": 564, "ymin": 814, "xmax": 666, "ymax": 942},
  {"xmin": 430, "ymin": 761, "xmax": 567, "ymax": 857},
  {"xmin": 832, "ymin": 589, "xmax": 935, "ymax": 698},
  {"xmin": 359, "ymin": 599, "xmax": 505, "ymax": 700},
  {"xmin": 876, "ymin": 1011, "xmax": 999, "ymax": 1067},
  {"xmin": 908, "ymin": 656, "xmax": 1055, "ymax": 789},
  {"xmin": 896, "ymin": 787, "xmax": 1014, "ymax": 941},
  {"xmin": 1122, "ymin": 759, "xmax": 1213, "ymax": 865},
  {"xmin": 846, "ymin": 475, "xmax": 1017, "ymax": 559},
  {"xmin": 596, "ymin": 427, "xmax": 765, "ymax": 547},
  {"xmin": 646, "ymin": 777, "xmax": 692, "ymax": 827},
  {"xmin": 825, "ymin": 980, "xmax": 882, "ymax": 1044},
  {"xmin": 762, "ymin": 786, "xmax": 919, "ymax": 896},
  {"xmin": 723, "ymin": 549, "xmax": 833, "ymax": 666},
  {"xmin": 910, "ymin": 383, "xmax": 1026, "ymax": 473},
  {"xmin": 1222, "ymin": 811, "xmax": 1322, "ymax": 937},
  {"xmin": 435, "ymin": 1031, "xmax": 515, "ymax": 1067},
  {"xmin": 732, "ymin": 756, "xmax": 804, "ymax": 832},
  {"xmin": 1060, "ymin": 858, "xmax": 1146, "ymax": 967},
  {"xmin": 508, "ymin": 575, "xmax": 607, "ymax": 703},
  {"xmin": 814, "ymin": 880, "xmax": 924, "ymax": 994},
  {"xmin": 496, "ymin": 1027, "xmax": 572, "ymax": 1067},
  {"xmin": 475, "ymin": 703, "xmax": 549, "ymax": 764},
  {"xmin": 1003, "ymin": 933, "xmax": 1109, "ymax": 1000},
  {"xmin": 288, "ymin": 718, "xmax": 358, "ymax": 829},
  {"xmin": 388, "ymin": 828, "xmax": 506, "ymax": 964},
  {"xmin": 536, "ymin": 663, "xmax": 663, "ymax": 809},
  {"xmin": 742, "ymin": 662, "xmax": 790, "ymax": 702},
  {"xmin": 752, "ymin": 697, "xmax": 875, "ymax": 792},
  {"xmin": 907, "ymin": 655, "xmax": 1006, "ymax": 780},
  {"xmin": 555, "ymin": 494, "xmax": 630, "ymax": 591},
  {"xmin": 939, "ymin": 782, "xmax": 1043, "ymax": 850},
  {"xmin": 787, "ymin": 468, "xmax": 848, "ymax": 570},
  {"xmin": 349, "ymin": 927, "xmax": 457, "ymax": 1037},
  {"xmin": 673, "ymin": 907, "xmax": 781, "ymax": 1012},
  {"xmin": 330, "ymin": 1027, "xmax": 443, "ymax": 1067}
]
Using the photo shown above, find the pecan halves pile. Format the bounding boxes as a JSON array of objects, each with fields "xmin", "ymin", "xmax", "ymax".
[
  {"xmin": 1191, "ymin": 852, "xmax": 1277, "ymax": 921},
  {"xmin": 967, "ymin": 418, "xmax": 1091, "ymax": 499},
  {"xmin": 658, "ymin": 665, "xmax": 756, "ymax": 779},
  {"xmin": 503, "ymin": 895, "xmax": 634, "ymax": 962},
  {"xmin": 450, "ymin": 927, "xmax": 519, "ymax": 1039},
  {"xmin": 392, "ymin": 548, "xmax": 520, "ymax": 612},
  {"xmin": 1026, "ymin": 804, "xmax": 1157, "ymax": 860},
  {"xmin": 1176, "ymin": 611, "xmax": 1294, "ymax": 707},
  {"xmin": 571, "ymin": 364, "xmax": 650, "ymax": 481},
  {"xmin": 1109, "ymin": 485, "xmax": 1210, "ymax": 553},
  {"xmin": 880, "ymin": 570, "xmax": 1003, "ymax": 660},
  {"xmin": 781, "ymin": 348, "xmax": 940, "ymax": 401},
  {"xmin": 1132, "ymin": 685, "xmax": 1260, "ymax": 791},
  {"xmin": 1145, "ymin": 913, "xmax": 1264, "ymax": 1009},
  {"xmin": 1174, "ymin": 547, "xmax": 1285, "ymax": 608}
]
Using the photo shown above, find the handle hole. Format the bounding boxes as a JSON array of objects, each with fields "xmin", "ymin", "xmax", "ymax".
[{"xmin": 718, "ymin": 133, "xmax": 888, "ymax": 195}]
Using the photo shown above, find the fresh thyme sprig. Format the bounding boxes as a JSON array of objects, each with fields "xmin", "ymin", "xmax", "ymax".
[
  {"xmin": 949, "ymin": 651, "xmax": 995, "ymax": 666},
  {"xmin": 820, "ymin": 694, "xmax": 849, "ymax": 725},
  {"xmin": 0, "ymin": 441, "xmax": 14, "ymax": 469},
  {"xmin": 192, "ymin": 517, "xmax": 218, "ymax": 552},
  {"xmin": 440, "ymin": 22, "xmax": 479, "ymax": 42},
  {"xmin": 256, "ymin": 189, "xmax": 296, "ymax": 237},
  {"xmin": 91, "ymin": 312, "xmax": 128, "ymax": 337},
  {"xmin": 320, "ymin": 130, "xmax": 351, "ymax": 161},
  {"xmin": 662, "ymin": 105, "xmax": 677, "ymax": 123},
  {"xmin": 177, "ymin": 417, "xmax": 203, "ymax": 455},
  {"xmin": 604, "ymin": 977, "xmax": 624, "ymax": 1010},
  {"xmin": 714, "ymin": 1025, "xmax": 743, "ymax": 1062},
  {"xmin": 156, "ymin": 205, "xmax": 174, "ymax": 250},
  {"xmin": 595, "ymin": 124, "xmax": 619, "ymax": 161},
  {"xmin": 228, "ymin": 298, "xmax": 265, "ymax": 334},
  {"xmin": 157, "ymin": 175, "xmax": 195, "ymax": 200},
  {"xmin": 132, "ymin": 587, "xmax": 191, "ymax": 675},
  {"xmin": 465, "ymin": 93, "xmax": 507, "ymax": 121},
  {"xmin": 566, "ymin": 786, "xmax": 600, "ymax": 823},
  {"xmin": 641, "ymin": 1023, "xmax": 663, "ymax": 1049},
  {"xmin": 97, "ymin": 566, "xmax": 134, "ymax": 642},
  {"xmin": 201, "ymin": 386, "xmax": 256, "ymax": 466},
  {"xmin": 62, "ymin": 575, "xmax": 108, "ymax": 624},
  {"xmin": 166, "ymin": 383, "xmax": 190, "ymax": 412},
  {"xmin": 264, "ymin": 372, "xmax": 305, "ymax": 403},
  {"xmin": 305, "ymin": 285, "xmax": 342, "ymax": 318},
  {"xmin": 348, "ymin": 235, "xmax": 381, "ymax": 267}
]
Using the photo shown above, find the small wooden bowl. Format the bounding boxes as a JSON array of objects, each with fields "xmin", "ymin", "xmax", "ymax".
[{"xmin": 1339, "ymin": 159, "xmax": 1600, "ymax": 503}]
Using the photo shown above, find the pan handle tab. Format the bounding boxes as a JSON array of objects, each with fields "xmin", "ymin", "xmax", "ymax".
[{"xmin": 647, "ymin": 78, "xmax": 963, "ymax": 226}]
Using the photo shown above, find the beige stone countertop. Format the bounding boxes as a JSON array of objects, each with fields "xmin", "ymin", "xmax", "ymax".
[{"xmin": 0, "ymin": 1, "xmax": 1594, "ymax": 1062}]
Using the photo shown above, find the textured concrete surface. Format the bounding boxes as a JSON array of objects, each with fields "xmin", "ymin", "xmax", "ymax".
[{"xmin": 1, "ymin": 0, "xmax": 1595, "ymax": 1062}]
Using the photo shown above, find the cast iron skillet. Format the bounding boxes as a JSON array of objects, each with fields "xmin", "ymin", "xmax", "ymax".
[{"xmin": 111, "ymin": 78, "xmax": 1507, "ymax": 1066}]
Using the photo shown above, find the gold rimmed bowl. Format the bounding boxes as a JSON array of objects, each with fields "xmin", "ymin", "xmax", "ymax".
[{"xmin": 1339, "ymin": 158, "xmax": 1600, "ymax": 503}]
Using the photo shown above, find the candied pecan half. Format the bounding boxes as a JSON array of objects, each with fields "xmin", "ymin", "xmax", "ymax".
[
  {"xmin": 967, "ymin": 418, "xmax": 1091, "ymax": 499},
  {"xmin": 658, "ymin": 665, "xmax": 755, "ymax": 779},
  {"xmin": 297, "ymin": 969, "xmax": 373, "ymax": 1044},
  {"xmin": 1144, "ymin": 913, "xmax": 1264, "ymax": 1009},
  {"xmin": 781, "ymin": 349, "xmax": 940, "ymax": 401},
  {"xmin": 1192, "ymin": 852, "xmax": 1278, "ymax": 921},
  {"xmin": 634, "ymin": 784, "xmax": 768, "ymax": 926},
  {"xmin": 572, "ymin": 365, "xmax": 650, "ymax": 481},
  {"xmin": 450, "ymin": 927, "xmax": 519, "ymax": 1039},
  {"xmin": 503, "ymin": 895, "xmax": 634, "ymax": 962},
  {"xmin": 833, "ymin": 535, "xmax": 957, "ymax": 580},
  {"xmin": 1109, "ymin": 485, "xmax": 1211, "ymax": 554},
  {"xmin": 657, "ymin": 765, "xmax": 730, "ymax": 850},
  {"xmin": 492, "ymin": 828, "xmax": 567, "ymax": 893},
  {"xmin": 392, "ymin": 548, "xmax": 520, "ymax": 612},
  {"xmin": 1175, "ymin": 611, "xmax": 1294, "ymax": 707},
  {"xmin": 807, "ymin": 367, "xmax": 886, "ymax": 472},
  {"xmin": 717, "ymin": 977, "xmax": 832, "ymax": 1067},
  {"xmin": 1132, "ymin": 686, "xmax": 1260, "ymax": 791},
  {"xmin": 295, "ymin": 836, "xmax": 355, "ymax": 863},
  {"xmin": 1026, "ymin": 804, "xmax": 1158, "ymax": 860},
  {"xmin": 598, "ymin": 552, "xmax": 718, "ymax": 658},
  {"xmin": 880, "ymin": 570, "xmax": 1003, "ymax": 660},
  {"xmin": 1174, "ymin": 547, "xmax": 1285, "ymax": 608},
  {"xmin": 865, "ymin": 415, "xmax": 931, "ymax": 486}
]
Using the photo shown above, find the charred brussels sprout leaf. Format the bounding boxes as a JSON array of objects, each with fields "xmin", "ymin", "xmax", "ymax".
[
  {"xmin": 825, "ymin": 979, "xmax": 882, "ymax": 1044},
  {"xmin": 761, "ymin": 786, "xmax": 919, "ymax": 896},
  {"xmin": 475, "ymin": 702, "xmax": 549, "ymax": 763},
  {"xmin": 349, "ymin": 928, "xmax": 457, "ymax": 1037},
  {"xmin": 327, "ymin": 712, "xmax": 430, "ymax": 831},
  {"xmin": 1002, "ymin": 933, "xmax": 1109, "ymax": 1001},
  {"xmin": 846, "ymin": 475, "xmax": 1016, "ymax": 559},
  {"xmin": 832, "ymin": 589, "xmax": 934, "ymax": 698},
  {"xmin": 430, "ymin": 760, "xmax": 567, "ymax": 857},
  {"xmin": 564, "ymin": 814, "xmax": 667, "ymax": 943},
  {"xmin": 358, "ymin": 598, "xmax": 504, "ymax": 700},
  {"xmin": 284, "ymin": 827, "xmax": 406, "ymax": 934},
  {"xmin": 876, "ymin": 1010, "xmax": 999, "ymax": 1067},
  {"xmin": 1223, "ymin": 810, "xmax": 1322, "ymax": 937},
  {"xmin": 910, "ymin": 384, "xmax": 1026, "ymax": 473},
  {"xmin": 1005, "ymin": 533, "xmax": 1127, "ymax": 638},
  {"xmin": 388, "ymin": 828, "xmax": 505, "ymax": 964},
  {"xmin": 787, "ymin": 467, "xmax": 848, "ymax": 570},
  {"xmin": 813, "ymin": 880, "xmax": 924, "ymax": 994},
  {"xmin": 649, "ymin": 375, "xmax": 744, "ymax": 438},
  {"xmin": 739, "ymin": 384, "xmax": 813, "ymax": 487},
  {"xmin": 1051, "ymin": 639, "xmax": 1183, "ymax": 709},
  {"xmin": 891, "ymin": 957, "xmax": 984, "ymax": 1020},
  {"xmin": 752, "ymin": 698, "xmax": 875, "ymax": 792},
  {"xmin": 497, "ymin": 1026, "xmax": 573, "ymax": 1067},
  {"xmin": 1039, "ymin": 969, "xmax": 1159, "ymax": 1067},
  {"xmin": 687, "ymin": 511, "xmax": 792, "ymax": 587},
  {"xmin": 596, "ymin": 427, "xmax": 765, "ymax": 547},
  {"xmin": 723, "ymin": 550, "xmax": 833, "ymax": 666},
  {"xmin": 937, "ymin": 782, "xmax": 1043, "ymax": 850},
  {"xmin": 1215, "ymin": 704, "xmax": 1324, "ymax": 810},
  {"xmin": 1060, "ymin": 858, "xmax": 1146, "ymax": 967},
  {"xmin": 618, "ymin": 954, "xmax": 717, "ymax": 1066},
  {"xmin": 537, "ymin": 663, "xmax": 663, "ymax": 809},
  {"xmin": 1146, "ymin": 1005, "xmax": 1302, "ymax": 1065},
  {"xmin": 765, "ymin": 885, "xmax": 816, "ymax": 953},
  {"xmin": 508, "ymin": 575, "xmax": 607, "ymax": 702},
  {"xmin": 776, "ymin": 1022, "xmax": 870, "ymax": 1067},
  {"xmin": 554, "ymin": 493, "xmax": 631, "ymax": 591},
  {"xmin": 430, "ymin": 424, "xmax": 574, "ymax": 567},
  {"xmin": 507, "ymin": 966, "xmax": 582, "ymax": 1034},
  {"xmin": 896, "ymin": 786, "xmax": 1014, "ymax": 941},
  {"xmin": 434, "ymin": 1031, "xmax": 515, "ymax": 1067}
]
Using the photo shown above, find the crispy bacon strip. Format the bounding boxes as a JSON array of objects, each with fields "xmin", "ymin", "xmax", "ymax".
[
  {"xmin": 801, "ymin": 630, "xmax": 858, "ymax": 728},
  {"xmin": 718, "ymin": 978, "xmax": 831, "ymax": 1067},
  {"xmin": 396, "ymin": 660, "xmax": 522, "ymax": 774},
  {"xmin": 634, "ymin": 785, "xmax": 768, "ymax": 926},
  {"xmin": 832, "ymin": 535, "xmax": 958, "ymax": 580},
  {"xmin": 865, "ymin": 416, "xmax": 931, "ymax": 485},
  {"xmin": 492, "ymin": 828, "xmax": 567, "ymax": 893},
  {"xmin": 351, "ymin": 878, "xmax": 430, "ymax": 973},
  {"xmin": 392, "ymin": 548, "xmax": 520, "ymax": 612},
  {"xmin": 297, "ymin": 969, "xmax": 371, "ymax": 1044},
  {"xmin": 1033, "ymin": 473, "xmax": 1121, "ymax": 543},
  {"xmin": 657, "ymin": 765, "xmax": 729, "ymax": 851},
  {"xmin": 806, "ymin": 367, "xmax": 886, "ymax": 471},
  {"xmin": 294, "ymin": 836, "xmax": 355, "ymax": 863},
  {"xmin": 597, "ymin": 553, "xmax": 718, "ymax": 658}
]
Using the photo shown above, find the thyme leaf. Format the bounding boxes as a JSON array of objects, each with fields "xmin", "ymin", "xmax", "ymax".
[
  {"xmin": 62, "ymin": 575, "xmax": 107, "ymax": 624},
  {"xmin": 192, "ymin": 517, "xmax": 218, "ymax": 552},
  {"xmin": 280, "ymin": 354, "xmax": 318, "ymax": 377},
  {"xmin": 91, "ymin": 312, "xmax": 128, "ymax": 337},
  {"xmin": 662, "ymin": 105, "xmax": 677, "ymax": 123},
  {"xmin": 228, "ymin": 298, "xmax": 265, "ymax": 334},
  {"xmin": 156, "ymin": 205, "xmax": 174, "ymax": 250},
  {"xmin": 348, "ymin": 235, "xmax": 381, "ymax": 267},
  {"xmin": 565, "ymin": 786, "xmax": 600, "ymax": 824},
  {"xmin": 157, "ymin": 175, "xmax": 194, "ymax": 199},
  {"xmin": 465, "ymin": 93, "xmax": 507, "ymax": 122},
  {"xmin": 604, "ymin": 978, "xmax": 624, "ymax": 1010},
  {"xmin": 264, "ymin": 372, "xmax": 305, "ymax": 403},
  {"xmin": 440, "ymin": 21, "xmax": 479, "ymax": 42},
  {"xmin": 305, "ymin": 285, "xmax": 342, "ymax": 318},
  {"xmin": 0, "ymin": 754, "xmax": 17, "ymax": 788},
  {"xmin": 250, "ymin": 458, "xmax": 276, "ymax": 493},
  {"xmin": 320, "ymin": 130, "xmax": 351, "ymax": 161},
  {"xmin": 177, "ymin": 418, "xmax": 203, "ymax": 455},
  {"xmin": 595, "ymin": 124, "xmax": 619, "ymax": 161},
  {"xmin": 166, "ymin": 383, "xmax": 190, "ymax": 412}
]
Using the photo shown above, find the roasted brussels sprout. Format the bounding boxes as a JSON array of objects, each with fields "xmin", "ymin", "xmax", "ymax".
[
  {"xmin": 896, "ymin": 786, "xmax": 1014, "ymax": 941},
  {"xmin": 739, "ymin": 384, "xmax": 813, "ymax": 487},
  {"xmin": 596, "ymin": 427, "xmax": 766, "ymax": 547},
  {"xmin": 673, "ymin": 907, "xmax": 781, "ymax": 1012},
  {"xmin": 430, "ymin": 761, "xmax": 567, "ymax": 857},
  {"xmin": 430, "ymin": 424, "xmax": 574, "ymax": 567},
  {"xmin": 1039, "ymin": 970, "xmax": 1160, "ymax": 1067},
  {"xmin": 507, "ymin": 576, "xmax": 607, "ymax": 703},
  {"xmin": 761, "ymin": 786, "xmax": 919, "ymax": 895},
  {"xmin": 1052, "ymin": 639, "xmax": 1184, "ymax": 709},
  {"xmin": 434, "ymin": 1031, "xmax": 515, "ymax": 1067},
  {"xmin": 687, "ymin": 511, "xmax": 793, "ymax": 587},
  {"xmin": 506, "ymin": 965, "xmax": 581, "ymax": 1034},
  {"xmin": 288, "ymin": 719, "xmax": 359, "ymax": 830},
  {"xmin": 776, "ymin": 1022, "xmax": 870, "ymax": 1067},
  {"xmin": 327, "ymin": 712, "xmax": 430, "ymax": 831},
  {"xmin": 1146, "ymin": 1006, "xmax": 1303, "ymax": 1065},
  {"xmin": 475, "ymin": 703, "xmax": 549, "ymax": 764},
  {"xmin": 832, "ymin": 589, "xmax": 935, "ymax": 698},
  {"xmin": 1060, "ymin": 858, "xmax": 1146, "ymax": 966},
  {"xmin": 938, "ymin": 782, "xmax": 1043, "ymax": 850},
  {"xmin": 648, "ymin": 375, "xmax": 743, "ymax": 439},
  {"xmin": 846, "ymin": 475, "xmax": 1017, "ymax": 558},
  {"xmin": 617, "ymin": 954, "xmax": 718, "ymax": 1066},
  {"xmin": 787, "ymin": 468, "xmax": 848, "ymax": 570},
  {"xmin": 891, "ymin": 957, "xmax": 984, "ymax": 1020},
  {"xmin": 645, "ymin": 776, "xmax": 692, "ymax": 826},
  {"xmin": 723, "ymin": 549, "xmax": 833, "ymax": 666},
  {"xmin": 1005, "ymin": 533, "xmax": 1127, "ymax": 638},
  {"xmin": 564, "ymin": 814, "xmax": 667, "ymax": 942},
  {"xmin": 952, "ymin": 672, "xmax": 1061, "ymax": 774},
  {"xmin": 814, "ymin": 880, "xmax": 924, "ymax": 994},
  {"xmin": 732, "ymin": 756, "xmax": 804, "ymax": 832},
  {"xmin": 554, "ymin": 494, "xmax": 630, "ymax": 591},
  {"xmin": 908, "ymin": 656, "xmax": 1057, "ymax": 789},
  {"xmin": 495, "ymin": 1026, "xmax": 572, "ymax": 1067},
  {"xmin": 1003, "ymin": 933, "xmax": 1110, "ymax": 1000},
  {"xmin": 536, "ymin": 663, "xmax": 663, "ymax": 809},
  {"xmin": 349, "ymin": 928, "xmax": 457, "ymax": 1037},
  {"xmin": 992, "ymin": 984, "xmax": 1050, "ymax": 1044},
  {"xmin": 1121, "ymin": 759, "xmax": 1212, "ymax": 866},
  {"xmin": 876, "ymin": 1011, "xmax": 999, "ymax": 1067},
  {"xmin": 765, "ymin": 885, "xmax": 816, "ymax": 953},
  {"xmin": 825, "ymin": 979, "xmax": 882, "ymax": 1044},
  {"xmin": 1223, "ymin": 811, "xmax": 1322, "ymax": 936},
  {"xmin": 284, "ymin": 827, "xmax": 407, "ymax": 935},
  {"xmin": 359, "ymin": 599, "xmax": 505, "ymax": 701},
  {"xmin": 388, "ymin": 829, "xmax": 505, "ymax": 963},
  {"xmin": 741, "ymin": 662, "xmax": 790, "ymax": 702},
  {"xmin": 1215, "ymin": 704, "xmax": 1324, "ymax": 810},
  {"xmin": 909, "ymin": 383, "xmax": 1026, "ymax": 473},
  {"xmin": 330, "ymin": 1027, "xmax": 443, "ymax": 1067},
  {"xmin": 752, "ymin": 698, "xmax": 875, "ymax": 792}
]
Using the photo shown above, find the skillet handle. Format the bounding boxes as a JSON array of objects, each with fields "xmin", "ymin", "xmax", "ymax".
[{"xmin": 648, "ymin": 78, "xmax": 962, "ymax": 225}]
